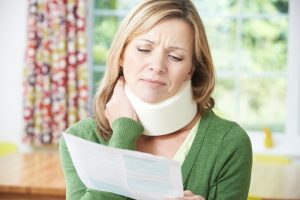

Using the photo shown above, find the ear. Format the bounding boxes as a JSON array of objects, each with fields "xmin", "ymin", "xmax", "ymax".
[
  {"xmin": 184, "ymin": 72, "xmax": 192, "ymax": 81},
  {"xmin": 185, "ymin": 65, "xmax": 194, "ymax": 81}
]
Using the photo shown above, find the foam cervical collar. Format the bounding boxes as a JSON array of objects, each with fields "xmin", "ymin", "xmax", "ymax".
[{"xmin": 124, "ymin": 80, "xmax": 197, "ymax": 136}]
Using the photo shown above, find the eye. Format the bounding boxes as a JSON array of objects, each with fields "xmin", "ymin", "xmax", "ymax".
[
  {"xmin": 137, "ymin": 48, "xmax": 150, "ymax": 53},
  {"xmin": 169, "ymin": 55, "xmax": 183, "ymax": 62}
]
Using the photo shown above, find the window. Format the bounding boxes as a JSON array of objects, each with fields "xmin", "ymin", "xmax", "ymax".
[
  {"xmin": 88, "ymin": 0, "xmax": 140, "ymax": 95},
  {"xmin": 192, "ymin": 0, "xmax": 289, "ymax": 133},
  {"xmin": 88, "ymin": 0, "xmax": 299, "ymax": 137}
]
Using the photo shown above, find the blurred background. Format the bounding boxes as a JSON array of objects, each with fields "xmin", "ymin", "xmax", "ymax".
[{"xmin": 0, "ymin": 0, "xmax": 299, "ymax": 200}]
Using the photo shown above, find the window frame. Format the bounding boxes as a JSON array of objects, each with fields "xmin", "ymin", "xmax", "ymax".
[{"xmin": 286, "ymin": 0, "xmax": 300, "ymax": 138}]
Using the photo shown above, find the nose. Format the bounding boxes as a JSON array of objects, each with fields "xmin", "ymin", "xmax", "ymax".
[{"xmin": 148, "ymin": 53, "xmax": 167, "ymax": 73}]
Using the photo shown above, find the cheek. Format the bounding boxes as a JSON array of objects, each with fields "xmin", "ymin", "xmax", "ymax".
[
  {"xmin": 122, "ymin": 58, "xmax": 141, "ymax": 82},
  {"xmin": 123, "ymin": 54, "xmax": 146, "ymax": 75},
  {"xmin": 171, "ymin": 64, "xmax": 192, "ymax": 80},
  {"xmin": 123, "ymin": 49, "xmax": 139, "ymax": 68},
  {"xmin": 123, "ymin": 66, "xmax": 134, "ymax": 83},
  {"xmin": 122, "ymin": 53, "xmax": 134, "ymax": 74}
]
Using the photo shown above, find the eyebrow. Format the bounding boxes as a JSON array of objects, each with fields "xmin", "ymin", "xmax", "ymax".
[
  {"xmin": 137, "ymin": 39, "xmax": 187, "ymax": 52},
  {"xmin": 138, "ymin": 39, "xmax": 154, "ymax": 44}
]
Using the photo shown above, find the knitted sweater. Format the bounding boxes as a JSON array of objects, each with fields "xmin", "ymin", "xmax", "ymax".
[{"xmin": 59, "ymin": 111, "xmax": 252, "ymax": 200}]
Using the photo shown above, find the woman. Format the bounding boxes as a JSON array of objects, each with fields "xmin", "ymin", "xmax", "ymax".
[{"xmin": 59, "ymin": 0, "xmax": 252, "ymax": 199}]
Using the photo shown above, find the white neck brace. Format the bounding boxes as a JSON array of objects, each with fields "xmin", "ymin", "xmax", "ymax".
[{"xmin": 124, "ymin": 80, "xmax": 197, "ymax": 136}]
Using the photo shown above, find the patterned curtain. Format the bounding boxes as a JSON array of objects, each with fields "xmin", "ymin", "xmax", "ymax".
[{"xmin": 23, "ymin": 0, "xmax": 89, "ymax": 145}]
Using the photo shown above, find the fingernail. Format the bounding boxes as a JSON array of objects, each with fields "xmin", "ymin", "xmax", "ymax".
[{"xmin": 194, "ymin": 195, "xmax": 205, "ymax": 200}]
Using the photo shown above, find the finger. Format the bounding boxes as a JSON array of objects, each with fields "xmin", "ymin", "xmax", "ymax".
[
  {"xmin": 183, "ymin": 190, "xmax": 194, "ymax": 197},
  {"xmin": 193, "ymin": 195, "xmax": 205, "ymax": 200}
]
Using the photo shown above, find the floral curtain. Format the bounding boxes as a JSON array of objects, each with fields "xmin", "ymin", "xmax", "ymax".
[{"xmin": 23, "ymin": 0, "xmax": 89, "ymax": 145}]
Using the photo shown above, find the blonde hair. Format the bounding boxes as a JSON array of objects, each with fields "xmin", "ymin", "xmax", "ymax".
[{"xmin": 93, "ymin": 0, "xmax": 215, "ymax": 139}]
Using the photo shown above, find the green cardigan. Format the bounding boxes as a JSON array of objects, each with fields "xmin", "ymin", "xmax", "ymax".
[{"xmin": 59, "ymin": 111, "xmax": 252, "ymax": 200}]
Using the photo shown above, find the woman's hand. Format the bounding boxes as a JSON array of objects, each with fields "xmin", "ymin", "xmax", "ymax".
[
  {"xmin": 105, "ymin": 77, "xmax": 137, "ymax": 127},
  {"xmin": 165, "ymin": 190, "xmax": 205, "ymax": 200}
]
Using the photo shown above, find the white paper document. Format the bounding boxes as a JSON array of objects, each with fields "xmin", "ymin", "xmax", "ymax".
[{"xmin": 63, "ymin": 133, "xmax": 184, "ymax": 200}]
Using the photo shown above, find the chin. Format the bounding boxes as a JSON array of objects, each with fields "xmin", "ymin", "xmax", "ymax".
[{"xmin": 133, "ymin": 85, "xmax": 170, "ymax": 103}]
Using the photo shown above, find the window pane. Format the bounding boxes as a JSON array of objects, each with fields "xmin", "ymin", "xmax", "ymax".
[
  {"xmin": 95, "ymin": 0, "xmax": 140, "ymax": 10},
  {"xmin": 240, "ymin": 77, "xmax": 286, "ymax": 132},
  {"xmin": 195, "ymin": 0, "xmax": 238, "ymax": 14},
  {"xmin": 243, "ymin": 0, "xmax": 288, "ymax": 14},
  {"xmin": 93, "ymin": 69, "xmax": 105, "ymax": 94},
  {"xmin": 93, "ymin": 16, "xmax": 118, "ymax": 65},
  {"xmin": 213, "ymin": 78, "xmax": 236, "ymax": 120},
  {"xmin": 95, "ymin": 0, "xmax": 117, "ymax": 9},
  {"xmin": 204, "ymin": 18, "xmax": 237, "ymax": 70},
  {"xmin": 241, "ymin": 18, "xmax": 288, "ymax": 72},
  {"xmin": 117, "ymin": 0, "xmax": 140, "ymax": 10}
]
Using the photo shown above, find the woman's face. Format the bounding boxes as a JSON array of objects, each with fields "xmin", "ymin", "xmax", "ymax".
[{"xmin": 121, "ymin": 18, "xmax": 194, "ymax": 103}]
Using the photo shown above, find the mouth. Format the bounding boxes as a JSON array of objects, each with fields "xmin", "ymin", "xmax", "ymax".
[{"xmin": 141, "ymin": 79, "xmax": 166, "ymax": 86}]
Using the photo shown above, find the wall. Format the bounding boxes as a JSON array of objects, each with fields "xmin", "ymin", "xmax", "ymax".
[{"xmin": 0, "ymin": 1, "xmax": 27, "ymax": 147}]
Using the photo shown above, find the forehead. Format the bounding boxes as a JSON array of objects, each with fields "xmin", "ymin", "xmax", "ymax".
[{"xmin": 132, "ymin": 18, "xmax": 194, "ymax": 48}]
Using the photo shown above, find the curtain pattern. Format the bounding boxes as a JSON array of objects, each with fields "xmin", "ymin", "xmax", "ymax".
[{"xmin": 23, "ymin": 0, "xmax": 89, "ymax": 145}]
